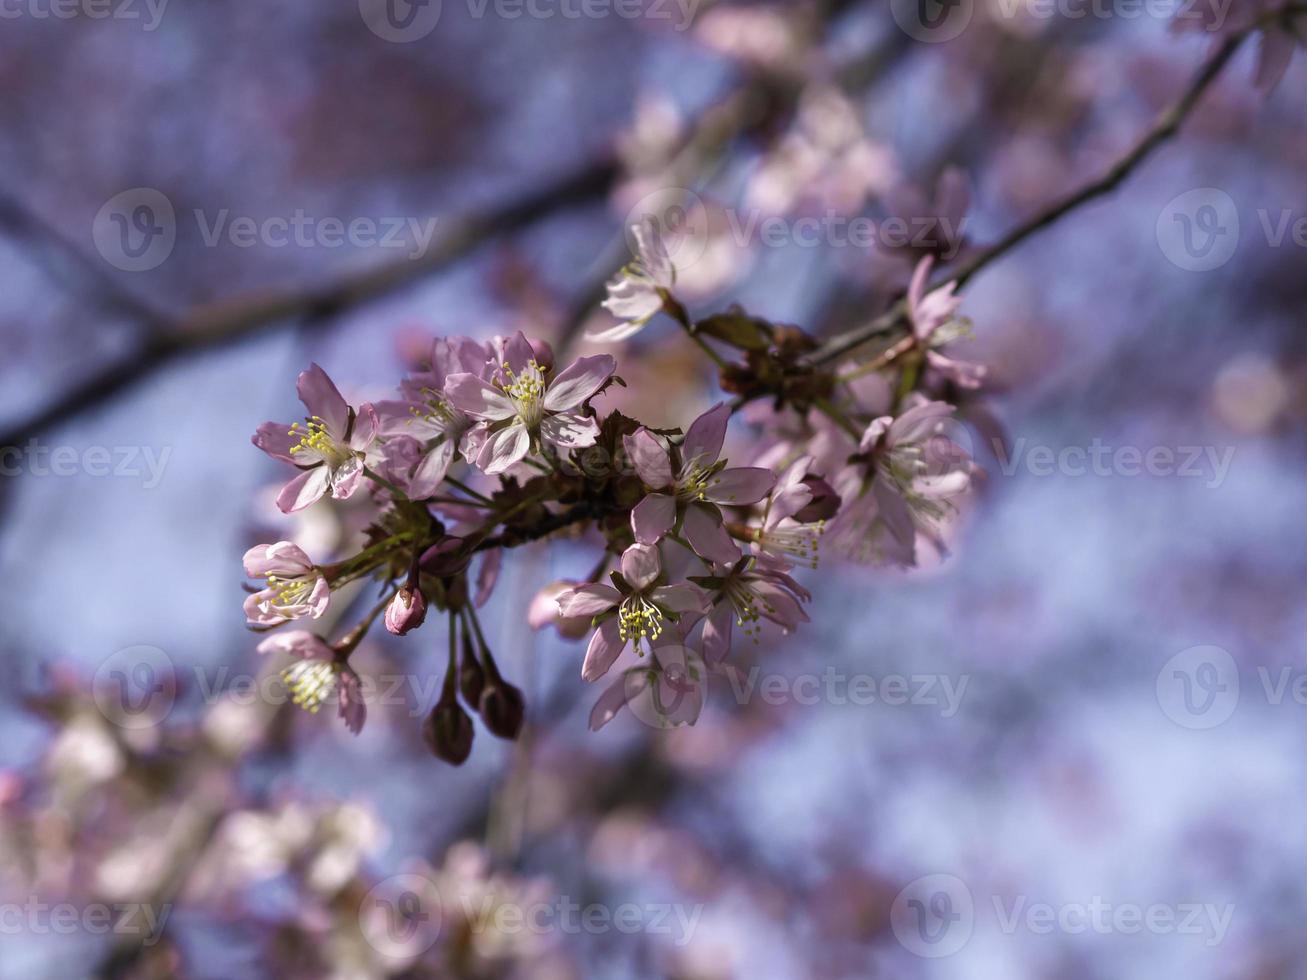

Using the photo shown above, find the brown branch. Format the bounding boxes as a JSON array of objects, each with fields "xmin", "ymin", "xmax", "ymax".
[
  {"xmin": 805, "ymin": 16, "xmax": 1282, "ymax": 367},
  {"xmin": 0, "ymin": 158, "xmax": 618, "ymax": 449}
]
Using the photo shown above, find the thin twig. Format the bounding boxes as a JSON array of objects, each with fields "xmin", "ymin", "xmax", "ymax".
[{"xmin": 806, "ymin": 17, "xmax": 1283, "ymax": 367}]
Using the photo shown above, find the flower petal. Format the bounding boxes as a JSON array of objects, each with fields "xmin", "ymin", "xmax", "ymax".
[
  {"xmin": 623, "ymin": 429, "xmax": 674, "ymax": 488},
  {"xmin": 539, "ymin": 411, "xmax": 600, "ymax": 450},
  {"xmin": 476, "ymin": 423, "xmax": 531, "ymax": 476},
  {"xmin": 589, "ymin": 668, "xmax": 649, "ymax": 731},
  {"xmin": 581, "ymin": 618, "xmax": 625, "ymax": 682},
  {"xmin": 297, "ymin": 363, "xmax": 350, "ymax": 437},
  {"xmin": 651, "ymin": 583, "xmax": 707, "ymax": 616},
  {"xmin": 558, "ymin": 584, "xmax": 621, "ymax": 618},
  {"xmin": 682, "ymin": 402, "xmax": 730, "ymax": 466},
  {"xmin": 704, "ymin": 466, "xmax": 775, "ymax": 506},
  {"xmin": 682, "ymin": 504, "xmax": 741, "ymax": 564},
  {"xmin": 276, "ymin": 467, "xmax": 331, "ymax": 513},
  {"xmin": 445, "ymin": 374, "xmax": 517, "ymax": 421},
  {"xmin": 620, "ymin": 542, "xmax": 661, "ymax": 591},
  {"xmin": 406, "ymin": 439, "xmax": 456, "ymax": 499},
  {"xmin": 252, "ymin": 421, "xmax": 300, "ymax": 463},
  {"xmin": 701, "ymin": 602, "xmax": 734, "ymax": 663},
  {"xmin": 243, "ymin": 541, "xmax": 312, "ymax": 578},
  {"xmin": 542, "ymin": 354, "xmax": 615, "ymax": 412},
  {"xmin": 631, "ymin": 492, "xmax": 677, "ymax": 545}
]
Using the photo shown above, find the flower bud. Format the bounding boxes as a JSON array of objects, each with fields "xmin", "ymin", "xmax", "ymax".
[
  {"xmin": 795, "ymin": 475, "xmax": 840, "ymax": 523},
  {"xmin": 479, "ymin": 680, "xmax": 525, "ymax": 741},
  {"xmin": 423, "ymin": 696, "xmax": 474, "ymax": 765},
  {"xmin": 459, "ymin": 632, "xmax": 486, "ymax": 707},
  {"xmin": 384, "ymin": 587, "xmax": 427, "ymax": 636}
]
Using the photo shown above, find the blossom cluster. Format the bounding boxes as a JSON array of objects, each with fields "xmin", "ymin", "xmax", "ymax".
[{"xmin": 243, "ymin": 221, "xmax": 986, "ymax": 762}]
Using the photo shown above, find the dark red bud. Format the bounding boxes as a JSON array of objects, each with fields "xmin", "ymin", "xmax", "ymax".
[
  {"xmin": 479, "ymin": 680, "xmax": 525, "ymax": 740},
  {"xmin": 459, "ymin": 632, "xmax": 486, "ymax": 708},
  {"xmin": 423, "ymin": 697, "xmax": 474, "ymax": 765},
  {"xmin": 795, "ymin": 475, "xmax": 841, "ymax": 523}
]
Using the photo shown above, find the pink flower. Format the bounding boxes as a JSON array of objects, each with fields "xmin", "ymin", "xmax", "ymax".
[
  {"xmin": 257, "ymin": 631, "xmax": 366, "ymax": 735},
  {"xmin": 242, "ymin": 541, "xmax": 330, "ymax": 626},
  {"xmin": 748, "ymin": 456, "xmax": 824, "ymax": 570},
  {"xmin": 445, "ymin": 332, "xmax": 614, "ymax": 476},
  {"xmin": 253, "ymin": 364, "xmax": 380, "ymax": 513},
  {"xmin": 556, "ymin": 543, "xmax": 707, "ymax": 682},
  {"xmin": 625, "ymin": 403, "xmax": 776, "ymax": 563},
  {"xmin": 589, "ymin": 636, "xmax": 708, "ymax": 731},
  {"xmin": 829, "ymin": 399, "xmax": 974, "ymax": 566},
  {"xmin": 699, "ymin": 559, "xmax": 811, "ymax": 662},
  {"xmin": 906, "ymin": 257, "xmax": 986, "ymax": 390},
  {"xmin": 595, "ymin": 218, "xmax": 677, "ymax": 342},
  {"xmin": 373, "ymin": 337, "xmax": 491, "ymax": 498}
]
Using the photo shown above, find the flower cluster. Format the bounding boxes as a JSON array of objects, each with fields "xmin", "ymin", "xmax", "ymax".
[{"xmin": 243, "ymin": 227, "xmax": 986, "ymax": 762}]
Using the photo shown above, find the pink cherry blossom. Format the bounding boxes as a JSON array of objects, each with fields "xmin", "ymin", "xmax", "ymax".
[
  {"xmin": 256, "ymin": 631, "xmax": 366, "ymax": 735},
  {"xmin": 907, "ymin": 256, "xmax": 987, "ymax": 390},
  {"xmin": 595, "ymin": 218, "xmax": 676, "ymax": 342},
  {"xmin": 373, "ymin": 337, "xmax": 491, "ymax": 498},
  {"xmin": 556, "ymin": 543, "xmax": 707, "ymax": 682},
  {"xmin": 253, "ymin": 363, "xmax": 380, "ymax": 513},
  {"xmin": 829, "ymin": 399, "xmax": 973, "ymax": 566},
  {"xmin": 242, "ymin": 541, "xmax": 330, "ymax": 626},
  {"xmin": 625, "ymin": 403, "xmax": 776, "ymax": 563},
  {"xmin": 445, "ymin": 331, "xmax": 614, "ymax": 475}
]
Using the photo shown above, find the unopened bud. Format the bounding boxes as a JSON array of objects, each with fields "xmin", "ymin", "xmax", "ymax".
[
  {"xmin": 479, "ymin": 680, "xmax": 526, "ymax": 740},
  {"xmin": 385, "ymin": 587, "xmax": 427, "ymax": 636},
  {"xmin": 423, "ymin": 696, "xmax": 474, "ymax": 765},
  {"xmin": 795, "ymin": 475, "xmax": 840, "ymax": 523},
  {"xmin": 459, "ymin": 632, "xmax": 486, "ymax": 707}
]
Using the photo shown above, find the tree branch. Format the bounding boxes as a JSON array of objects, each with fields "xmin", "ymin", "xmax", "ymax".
[
  {"xmin": 0, "ymin": 158, "xmax": 618, "ymax": 449},
  {"xmin": 806, "ymin": 17, "xmax": 1282, "ymax": 367}
]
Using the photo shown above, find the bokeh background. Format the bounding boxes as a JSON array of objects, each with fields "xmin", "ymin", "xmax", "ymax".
[{"xmin": 1, "ymin": 0, "xmax": 1306, "ymax": 977}]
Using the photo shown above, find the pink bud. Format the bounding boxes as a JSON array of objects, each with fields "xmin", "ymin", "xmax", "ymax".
[{"xmin": 385, "ymin": 587, "xmax": 427, "ymax": 636}]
